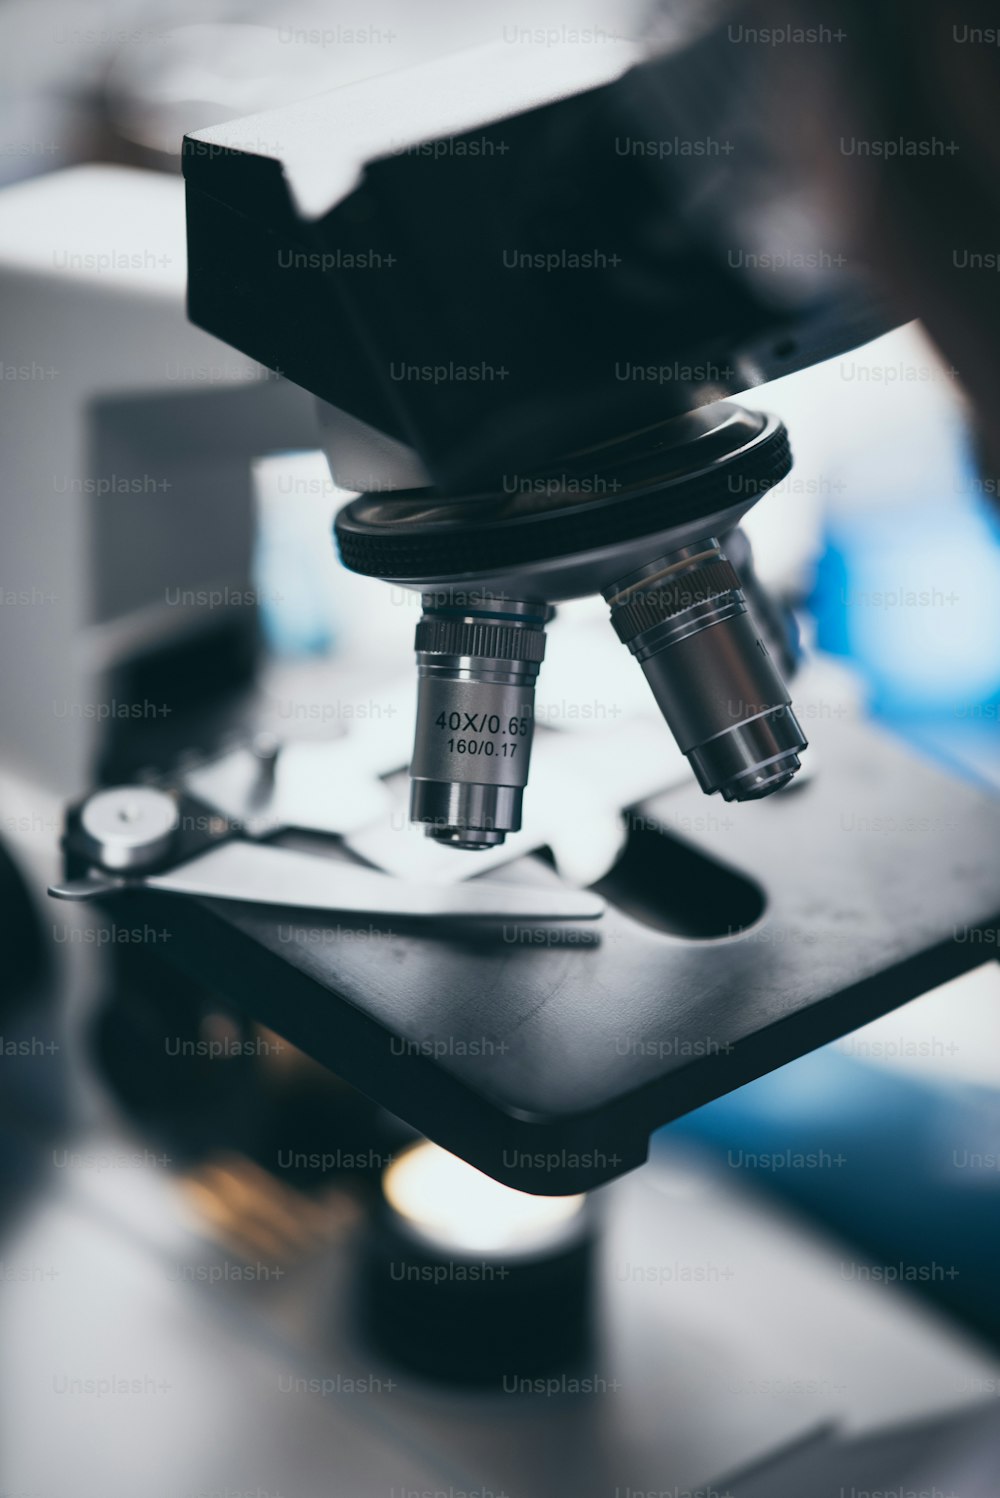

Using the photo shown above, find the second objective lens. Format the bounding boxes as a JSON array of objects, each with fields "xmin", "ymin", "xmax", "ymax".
[{"xmin": 606, "ymin": 536, "xmax": 807, "ymax": 802}]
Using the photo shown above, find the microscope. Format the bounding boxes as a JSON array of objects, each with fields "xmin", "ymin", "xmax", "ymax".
[{"xmin": 46, "ymin": 23, "xmax": 1000, "ymax": 1196}]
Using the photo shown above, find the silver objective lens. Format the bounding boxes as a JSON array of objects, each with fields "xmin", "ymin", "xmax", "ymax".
[
  {"xmin": 606, "ymin": 537, "xmax": 807, "ymax": 801},
  {"xmin": 410, "ymin": 596, "xmax": 551, "ymax": 849}
]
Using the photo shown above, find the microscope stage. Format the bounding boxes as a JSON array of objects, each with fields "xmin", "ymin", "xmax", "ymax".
[{"xmin": 117, "ymin": 715, "xmax": 1000, "ymax": 1193}]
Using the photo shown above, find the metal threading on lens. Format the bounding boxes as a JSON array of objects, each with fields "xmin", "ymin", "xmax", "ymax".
[
  {"xmin": 410, "ymin": 595, "xmax": 552, "ymax": 849},
  {"xmin": 605, "ymin": 536, "xmax": 807, "ymax": 802}
]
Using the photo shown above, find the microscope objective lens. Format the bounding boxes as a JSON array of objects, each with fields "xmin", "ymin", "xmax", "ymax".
[
  {"xmin": 409, "ymin": 595, "xmax": 552, "ymax": 848},
  {"xmin": 606, "ymin": 537, "xmax": 807, "ymax": 802}
]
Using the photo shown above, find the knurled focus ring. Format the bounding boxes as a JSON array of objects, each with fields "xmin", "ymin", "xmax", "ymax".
[
  {"xmin": 415, "ymin": 616, "xmax": 547, "ymax": 662},
  {"xmin": 609, "ymin": 559, "xmax": 741, "ymax": 645}
]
